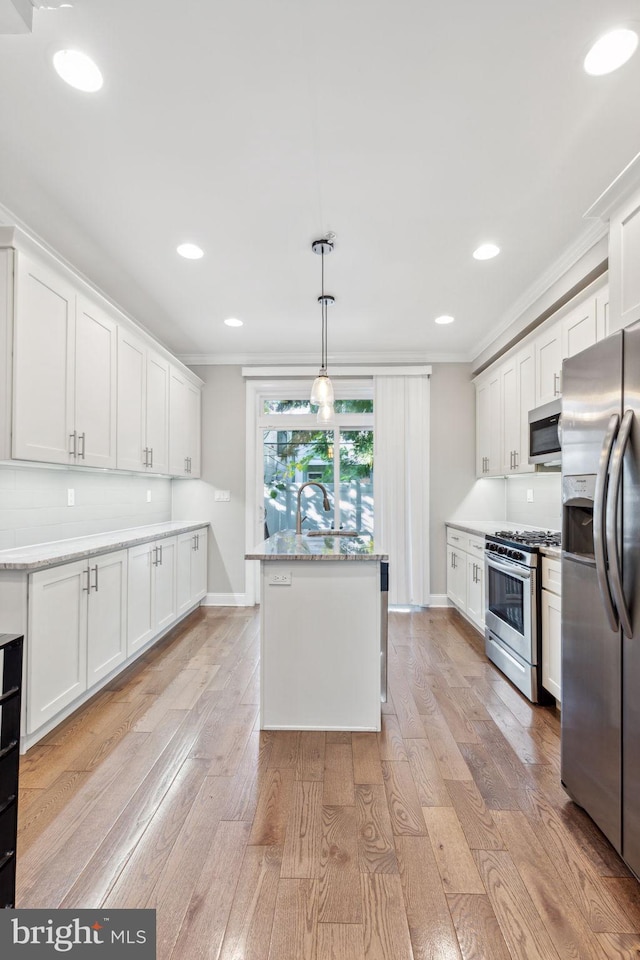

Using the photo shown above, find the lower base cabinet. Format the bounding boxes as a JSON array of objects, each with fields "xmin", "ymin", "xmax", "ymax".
[
  {"xmin": 446, "ymin": 527, "xmax": 485, "ymax": 632},
  {"xmin": 541, "ymin": 557, "xmax": 562, "ymax": 701},
  {"xmin": 19, "ymin": 526, "xmax": 207, "ymax": 747}
]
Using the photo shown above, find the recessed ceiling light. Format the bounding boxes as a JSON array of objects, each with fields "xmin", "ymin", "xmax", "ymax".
[
  {"xmin": 473, "ymin": 243, "xmax": 500, "ymax": 260},
  {"xmin": 584, "ymin": 28, "xmax": 638, "ymax": 76},
  {"xmin": 53, "ymin": 50, "xmax": 103, "ymax": 92},
  {"xmin": 434, "ymin": 315, "xmax": 455, "ymax": 325},
  {"xmin": 176, "ymin": 243, "xmax": 204, "ymax": 260},
  {"xmin": 224, "ymin": 318, "xmax": 243, "ymax": 327}
]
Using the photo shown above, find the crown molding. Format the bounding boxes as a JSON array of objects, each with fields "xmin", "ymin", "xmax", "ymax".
[
  {"xmin": 179, "ymin": 349, "xmax": 469, "ymax": 367},
  {"xmin": 469, "ymin": 219, "xmax": 608, "ymax": 365},
  {"xmin": 585, "ymin": 149, "xmax": 640, "ymax": 221}
]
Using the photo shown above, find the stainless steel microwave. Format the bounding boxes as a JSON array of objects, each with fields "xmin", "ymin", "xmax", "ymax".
[{"xmin": 528, "ymin": 398, "xmax": 562, "ymax": 464}]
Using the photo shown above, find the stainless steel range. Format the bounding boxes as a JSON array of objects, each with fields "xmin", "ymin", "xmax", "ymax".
[{"xmin": 484, "ymin": 529, "xmax": 560, "ymax": 703}]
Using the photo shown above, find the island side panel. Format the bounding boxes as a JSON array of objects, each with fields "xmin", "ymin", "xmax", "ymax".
[{"xmin": 260, "ymin": 559, "xmax": 381, "ymax": 731}]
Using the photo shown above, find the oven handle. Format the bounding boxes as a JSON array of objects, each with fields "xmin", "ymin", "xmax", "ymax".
[{"xmin": 485, "ymin": 556, "xmax": 531, "ymax": 579}]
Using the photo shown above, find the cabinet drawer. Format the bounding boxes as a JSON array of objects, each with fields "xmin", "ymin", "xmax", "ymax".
[
  {"xmin": 0, "ymin": 746, "xmax": 19, "ymax": 810},
  {"xmin": 446, "ymin": 528, "xmax": 469, "ymax": 552},
  {"xmin": 542, "ymin": 558, "xmax": 562, "ymax": 595},
  {"xmin": 467, "ymin": 535, "xmax": 485, "ymax": 559}
]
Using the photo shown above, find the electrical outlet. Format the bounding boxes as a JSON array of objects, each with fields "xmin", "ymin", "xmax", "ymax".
[
  {"xmin": 67, "ymin": 488, "xmax": 75, "ymax": 506},
  {"xmin": 146, "ymin": 490, "xmax": 152, "ymax": 503},
  {"xmin": 527, "ymin": 488, "xmax": 534, "ymax": 503},
  {"xmin": 268, "ymin": 571, "xmax": 292, "ymax": 585},
  {"xmin": 214, "ymin": 490, "xmax": 231, "ymax": 502}
]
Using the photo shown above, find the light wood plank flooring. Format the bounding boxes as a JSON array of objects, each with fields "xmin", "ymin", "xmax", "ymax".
[{"xmin": 16, "ymin": 606, "xmax": 640, "ymax": 959}]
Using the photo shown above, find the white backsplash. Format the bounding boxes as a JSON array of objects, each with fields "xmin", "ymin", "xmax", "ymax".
[
  {"xmin": 505, "ymin": 473, "xmax": 561, "ymax": 531},
  {"xmin": 0, "ymin": 464, "xmax": 171, "ymax": 550}
]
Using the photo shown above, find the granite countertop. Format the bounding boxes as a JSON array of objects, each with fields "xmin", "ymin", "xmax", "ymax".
[
  {"xmin": 246, "ymin": 531, "xmax": 388, "ymax": 561},
  {"xmin": 0, "ymin": 521, "xmax": 209, "ymax": 571},
  {"xmin": 539, "ymin": 544, "xmax": 562, "ymax": 560},
  {"xmin": 447, "ymin": 519, "xmax": 561, "ymax": 540}
]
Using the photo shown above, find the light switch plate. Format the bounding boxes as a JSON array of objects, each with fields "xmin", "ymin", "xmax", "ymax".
[
  {"xmin": 146, "ymin": 490, "xmax": 152, "ymax": 503},
  {"xmin": 215, "ymin": 490, "xmax": 231, "ymax": 501},
  {"xmin": 67, "ymin": 488, "xmax": 75, "ymax": 506},
  {"xmin": 527, "ymin": 489, "xmax": 534, "ymax": 502}
]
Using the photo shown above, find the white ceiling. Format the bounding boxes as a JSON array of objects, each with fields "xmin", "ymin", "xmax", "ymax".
[{"xmin": 0, "ymin": 0, "xmax": 638, "ymax": 364}]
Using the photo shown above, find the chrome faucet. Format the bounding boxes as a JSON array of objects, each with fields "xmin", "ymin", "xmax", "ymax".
[{"xmin": 295, "ymin": 481, "xmax": 331, "ymax": 534}]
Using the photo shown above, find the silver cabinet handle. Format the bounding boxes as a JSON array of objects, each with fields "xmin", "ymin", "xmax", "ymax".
[
  {"xmin": 594, "ymin": 413, "xmax": 620, "ymax": 632},
  {"xmin": 195, "ymin": 533, "xmax": 199, "ymax": 550},
  {"xmin": 78, "ymin": 432, "xmax": 86, "ymax": 460},
  {"xmin": 91, "ymin": 564, "xmax": 98, "ymax": 591},
  {"xmin": 83, "ymin": 566, "xmax": 91, "ymax": 591},
  {"xmin": 514, "ymin": 450, "xmax": 518, "ymax": 469},
  {"xmin": 143, "ymin": 447, "xmax": 149, "ymax": 468},
  {"xmin": 553, "ymin": 372, "xmax": 561, "ymax": 396},
  {"xmin": 149, "ymin": 447, "xmax": 153, "ymax": 469},
  {"xmin": 152, "ymin": 545, "xmax": 158, "ymax": 566},
  {"xmin": 606, "ymin": 409, "xmax": 634, "ymax": 637},
  {"xmin": 69, "ymin": 431, "xmax": 77, "ymax": 458},
  {"xmin": 158, "ymin": 543, "xmax": 163, "ymax": 565}
]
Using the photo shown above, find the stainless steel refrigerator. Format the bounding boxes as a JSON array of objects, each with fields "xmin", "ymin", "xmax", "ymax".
[{"xmin": 561, "ymin": 321, "xmax": 640, "ymax": 878}]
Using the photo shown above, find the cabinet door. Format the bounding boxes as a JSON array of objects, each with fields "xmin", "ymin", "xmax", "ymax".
[
  {"xmin": 476, "ymin": 372, "xmax": 501, "ymax": 477},
  {"xmin": 87, "ymin": 550, "xmax": 127, "ymax": 685},
  {"xmin": 446, "ymin": 546, "xmax": 466, "ymax": 610},
  {"xmin": 13, "ymin": 254, "xmax": 75, "ymax": 464},
  {"xmin": 146, "ymin": 349, "xmax": 170, "ymax": 474},
  {"xmin": 75, "ymin": 296, "xmax": 117, "ymax": 468},
  {"xmin": 609, "ymin": 189, "xmax": 640, "ymax": 334},
  {"xmin": 466, "ymin": 556, "xmax": 484, "ymax": 629},
  {"xmin": 117, "ymin": 328, "xmax": 147, "ymax": 472},
  {"xmin": 535, "ymin": 324, "xmax": 562, "ymax": 405},
  {"xmin": 127, "ymin": 542, "xmax": 154, "ymax": 655},
  {"xmin": 153, "ymin": 537, "xmax": 177, "ymax": 631},
  {"xmin": 27, "ymin": 560, "xmax": 88, "ymax": 733},
  {"xmin": 542, "ymin": 588, "xmax": 562, "ymax": 701},
  {"xmin": 516, "ymin": 347, "xmax": 535, "ymax": 474},
  {"xmin": 191, "ymin": 528, "xmax": 208, "ymax": 599},
  {"xmin": 186, "ymin": 380, "xmax": 202, "ymax": 478},
  {"xmin": 476, "ymin": 379, "xmax": 490, "ymax": 477},
  {"xmin": 501, "ymin": 359, "xmax": 518, "ymax": 474},
  {"xmin": 562, "ymin": 299, "xmax": 597, "ymax": 360},
  {"xmin": 176, "ymin": 532, "xmax": 196, "ymax": 616},
  {"xmin": 169, "ymin": 368, "xmax": 189, "ymax": 475},
  {"xmin": 596, "ymin": 286, "xmax": 610, "ymax": 342}
]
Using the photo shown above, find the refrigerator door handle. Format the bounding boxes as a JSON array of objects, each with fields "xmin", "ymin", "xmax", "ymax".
[
  {"xmin": 606, "ymin": 408, "xmax": 634, "ymax": 638},
  {"xmin": 594, "ymin": 413, "xmax": 620, "ymax": 632}
]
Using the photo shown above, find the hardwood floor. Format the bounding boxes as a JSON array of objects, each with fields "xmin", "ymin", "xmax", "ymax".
[{"xmin": 16, "ymin": 606, "xmax": 640, "ymax": 959}]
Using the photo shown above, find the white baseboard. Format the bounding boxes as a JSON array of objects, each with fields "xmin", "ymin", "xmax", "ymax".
[
  {"xmin": 429, "ymin": 594, "xmax": 451, "ymax": 607},
  {"xmin": 203, "ymin": 592, "xmax": 254, "ymax": 607}
]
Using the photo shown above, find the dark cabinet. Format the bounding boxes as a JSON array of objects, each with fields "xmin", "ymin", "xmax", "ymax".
[{"xmin": 0, "ymin": 634, "xmax": 23, "ymax": 908}]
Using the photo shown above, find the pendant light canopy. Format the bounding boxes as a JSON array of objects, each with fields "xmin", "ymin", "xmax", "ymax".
[{"xmin": 310, "ymin": 238, "xmax": 335, "ymax": 421}]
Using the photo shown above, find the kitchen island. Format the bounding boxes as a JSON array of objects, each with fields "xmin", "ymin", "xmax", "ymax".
[{"xmin": 246, "ymin": 532, "xmax": 388, "ymax": 731}]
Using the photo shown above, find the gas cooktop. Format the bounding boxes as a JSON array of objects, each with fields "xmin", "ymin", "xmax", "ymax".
[{"xmin": 489, "ymin": 529, "xmax": 561, "ymax": 549}]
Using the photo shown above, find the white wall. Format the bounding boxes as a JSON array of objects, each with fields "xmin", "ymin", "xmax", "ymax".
[
  {"xmin": 505, "ymin": 473, "xmax": 561, "ymax": 530},
  {"xmin": 0, "ymin": 464, "xmax": 171, "ymax": 550},
  {"xmin": 171, "ymin": 365, "xmax": 247, "ymax": 602}
]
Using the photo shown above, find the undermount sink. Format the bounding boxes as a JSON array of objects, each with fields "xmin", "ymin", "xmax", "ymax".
[{"xmin": 306, "ymin": 530, "xmax": 361, "ymax": 537}]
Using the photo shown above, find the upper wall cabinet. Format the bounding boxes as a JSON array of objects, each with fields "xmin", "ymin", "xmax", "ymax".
[
  {"xmin": 476, "ymin": 368, "xmax": 501, "ymax": 477},
  {"xmin": 169, "ymin": 366, "xmax": 201, "ymax": 478},
  {"xmin": 0, "ymin": 228, "xmax": 203, "ymax": 477},
  {"xmin": 117, "ymin": 329, "xmax": 170, "ymax": 474},
  {"xmin": 13, "ymin": 254, "xmax": 117, "ymax": 468},
  {"xmin": 534, "ymin": 324, "xmax": 562, "ymax": 407},
  {"xmin": 501, "ymin": 345, "xmax": 535, "ymax": 476},
  {"xmin": 608, "ymin": 189, "xmax": 640, "ymax": 335}
]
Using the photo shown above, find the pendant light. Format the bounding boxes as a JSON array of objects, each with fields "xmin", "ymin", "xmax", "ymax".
[{"xmin": 310, "ymin": 237, "xmax": 335, "ymax": 421}]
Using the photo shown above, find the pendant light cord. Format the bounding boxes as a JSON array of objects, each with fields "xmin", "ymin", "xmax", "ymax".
[{"xmin": 321, "ymin": 247, "xmax": 327, "ymax": 372}]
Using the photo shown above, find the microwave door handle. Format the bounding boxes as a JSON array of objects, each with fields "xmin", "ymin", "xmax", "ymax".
[
  {"xmin": 606, "ymin": 409, "xmax": 633, "ymax": 638},
  {"xmin": 593, "ymin": 413, "xmax": 620, "ymax": 632}
]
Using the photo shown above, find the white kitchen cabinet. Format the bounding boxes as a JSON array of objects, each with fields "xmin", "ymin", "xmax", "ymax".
[
  {"xmin": 27, "ymin": 559, "xmax": 88, "ymax": 733},
  {"xmin": 501, "ymin": 358, "xmax": 518, "ymax": 475},
  {"xmin": 595, "ymin": 285, "xmax": 610, "ymax": 341},
  {"xmin": 446, "ymin": 528, "xmax": 485, "ymax": 632},
  {"xmin": 86, "ymin": 550, "xmax": 127, "ymax": 685},
  {"xmin": 476, "ymin": 369, "xmax": 501, "ymax": 477},
  {"xmin": 466, "ymin": 554, "xmax": 484, "ymax": 630},
  {"xmin": 541, "ymin": 557, "xmax": 562, "ymax": 701},
  {"xmin": 608, "ymin": 187, "xmax": 640, "ymax": 335},
  {"xmin": 176, "ymin": 528, "xmax": 208, "ymax": 616},
  {"xmin": 169, "ymin": 366, "xmax": 201, "ymax": 477},
  {"xmin": 535, "ymin": 322, "xmax": 563, "ymax": 406},
  {"xmin": 562, "ymin": 298, "xmax": 597, "ymax": 360},
  {"xmin": 13, "ymin": 255, "xmax": 117, "ymax": 468},
  {"xmin": 116, "ymin": 329, "xmax": 169, "ymax": 474},
  {"xmin": 127, "ymin": 537, "xmax": 178, "ymax": 655}
]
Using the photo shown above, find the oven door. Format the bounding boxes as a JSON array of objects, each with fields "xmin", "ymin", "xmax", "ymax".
[{"xmin": 485, "ymin": 554, "xmax": 535, "ymax": 662}]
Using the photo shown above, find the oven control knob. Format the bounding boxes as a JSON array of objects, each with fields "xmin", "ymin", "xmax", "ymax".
[{"xmin": 509, "ymin": 549, "xmax": 521, "ymax": 560}]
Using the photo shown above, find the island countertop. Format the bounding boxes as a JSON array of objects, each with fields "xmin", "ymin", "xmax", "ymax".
[{"xmin": 246, "ymin": 531, "xmax": 388, "ymax": 561}]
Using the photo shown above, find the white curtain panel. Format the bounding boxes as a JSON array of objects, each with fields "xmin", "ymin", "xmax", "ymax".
[{"xmin": 374, "ymin": 375, "xmax": 430, "ymax": 606}]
